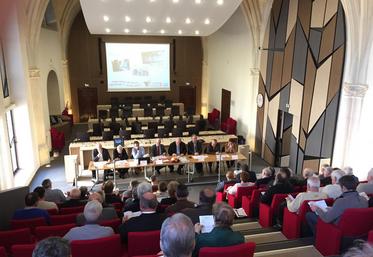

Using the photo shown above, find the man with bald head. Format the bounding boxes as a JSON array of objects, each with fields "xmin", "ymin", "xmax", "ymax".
[
  {"xmin": 119, "ymin": 192, "xmax": 165, "ymax": 243},
  {"xmin": 92, "ymin": 142, "xmax": 111, "ymax": 180},
  {"xmin": 181, "ymin": 188, "xmax": 216, "ymax": 224},
  {"xmin": 168, "ymin": 137, "xmax": 187, "ymax": 174},
  {"xmin": 59, "ymin": 188, "xmax": 85, "ymax": 208}
]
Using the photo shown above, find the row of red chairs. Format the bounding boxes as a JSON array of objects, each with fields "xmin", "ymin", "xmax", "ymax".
[{"xmin": 49, "ymin": 202, "xmax": 123, "ymax": 215}]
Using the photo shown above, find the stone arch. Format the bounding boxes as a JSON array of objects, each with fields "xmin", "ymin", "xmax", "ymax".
[{"xmin": 46, "ymin": 70, "xmax": 61, "ymax": 115}]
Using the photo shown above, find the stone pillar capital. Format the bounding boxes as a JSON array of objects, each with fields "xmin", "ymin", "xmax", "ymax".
[
  {"xmin": 343, "ymin": 83, "xmax": 369, "ymax": 97},
  {"xmin": 28, "ymin": 68, "xmax": 40, "ymax": 79}
]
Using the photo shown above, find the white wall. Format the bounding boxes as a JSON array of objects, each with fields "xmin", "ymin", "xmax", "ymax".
[{"xmin": 205, "ymin": 7, "xmax": 257, "ymax": 145}]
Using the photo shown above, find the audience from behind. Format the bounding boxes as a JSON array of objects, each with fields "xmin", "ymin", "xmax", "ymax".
[
  {"xmin": 343, "ymin": 166, "xmax": 360, "ymax": 183},
  {"xmin": 59, "ymin": 188, "xmax": 85, "ymax": 208},
  {"xmin": 166, "ymin": 184, "xmax": 195, "ymax": 215},
  {"xmin": 79, "ymin": 186, "xmax": 89, "ymax": 200},
  {"xmin": 320, "ymin": 169, "xmax": 345, "ymax": 199},
  {"xmin": 161, "ymin": 213, "xmax": 195, "ymax": 257},
  {"xmin": 122, "ymin": 180, "xmax": 139, "ymax": 200},
  {"xmin": 260, "ymin": 168, "xmax": 293, "ymax": 205},
  {"xmin": 216, "ymin": 170, "xmax": 236, "ymax": 192},
  {"xmin": 193, "ymin": 202, "xmax": 245, "ymax": 257},
  {"xmin": 33, "ymin": 186, "xmax": 58, "ymax": 210},
  {"xmin": 181, "ymin": 188, "xmax": 216, "ymax": 224},
  {"xmin": 76, "ymin": 192, "xmax": 118, "ymax": 225},
  {"xmin": 13, "ymin": 192, "xmax": 50, "ymax": 224},
  {"xmin": 255, "ymin": 167, "xmax": 274, "ymax": 187},
  {"xmin": 301, "ymin": 168, "xmax": 315, "ymax": 185},
  {"xmin": 156, "ymin": 181, "xmax": 169, "ymax": 201},
  {"xmin": 343, "ymin": 241, "xmax": 373, "ymax": 257},
  {"xmin": 32, "ymin": 237, "xmax": 70, "ymax": 257},
  {"xmin": 150, "ymin": 174, "xmax": 159, "ymax": 192},
  {"xmin": 160, "ymin": 181, "xmax": 179, "ymax": 205},
  {"xmin": 102, "ymin": 180, "xmax": 121, "ymax": 204},
  {"xmin": 187, "ymin": 134, "xmax": 204, "ymax": 174},
  {"xmin": 306, "ymin": 175, "xmax": 368, "ymax": 236},
  {"xmin": 234, "ymin": 164, "xmax": 257, "ymax": 183},
  {"xmin": 357, "ymin": 168, "xmax": 373, "ymax": 194},
  {"xmin": 151, "ymin": 138, "xmax": 166, "ymax": 175},
  {"xmin": 227, "ymin": 171, "xmax": 255, "ymax": 195},
  {"xmin": 119, "ymin": 192, "xmax": 165, "ymax": 243},
  {"xmin": 168, "ymin": 137, "xmax": 187, "ymax": 174},
  {"xmin": 205, "ymin": 139, "xmax": 220, "ymax": 173},
  {"xmin": 123, "ymin": 183, "xmax": 140, "ymax": 212},
  {"xmin": 113, "ymin": 145, "xmax": 129, "ymax": 178},
  {"xmin": 64, "ymin": 200, "xmax": 114, "ymax": 241},
  {"xmin": 42, "ymin": 179, "xmax": 66, "ymax": 203},
  {"xmin": 320, "ymin": 166, "xmax": 333, "ymax": 186}
]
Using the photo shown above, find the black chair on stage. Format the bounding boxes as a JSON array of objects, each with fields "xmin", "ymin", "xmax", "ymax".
[
  {"xmin": 110, "ymin": 122, "xmax": 121, "ymax": 135},
  {"xmin": 76, "ymin": 132, "xmax": 90, "ymax": 142},
  {"xmin": 144, "ymin": 105, "xmax": 153, "ymax": 117},
  {"xmin": 102, "ymin": 131, "xmax": 114, "ymax": 141},
  {"xmin": 157, "ymin": 128, "xmax": 168, "ymax": 138},
  {"xmin": 164, "ymin": 99, "xmax": 173, "ymax": 108},
  {"xmin": 98, "ymin": 110, "xmax": 108, "ymax": 120},
  {"xmin": 186, "ymin": 107, "xmax": 195, "ymax": 116},
  {"xmin": 148, "ymin": 121, "xmax": 159, "ymax": 131},
  {"xmin": 171, "ymin": 105, "xmax": 180, "ymax": 116},
  {"xmin": 131, "ymin": 122, "xmax": 142, "ymax": 134},
  {"xmin": 122, "ymin": 106, "xmax": 132, "ymax": 118},
  {"xmin": 92, "ymin": 123, "xmax": 102, "ymax": 136},
  {"xmin": 144, "ymin": 129, "xmax": 155, "ymax": 139},
  {"xmin": 110, "ymin": 107, "xmax": 119, "ymax": 118},
  {"xmin": 187, "ymin": 127, "xmax": 199, "ymax": 136},
  {"xmin": 156, "ymin": 106, "xmax": 165, "ymax": 116},
  {"xmin": 176, "ymin": 120, "xmax": 187, "ymax": 131},
  {"xmin": 196, "ymin": 118, "xmax": 207, "ymax": 131},
  {"xmin": 172, "ymin": 128, "xmax": 183, "ymax": 137},
  {"xmin": 119, "ymin": 128, "xmax": 131, "ymax": 140}
]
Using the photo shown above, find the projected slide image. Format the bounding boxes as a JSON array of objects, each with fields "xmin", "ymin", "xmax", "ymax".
[{"xmin": 106, "ymin": 43, "xmax": 170, "ymax": 92}]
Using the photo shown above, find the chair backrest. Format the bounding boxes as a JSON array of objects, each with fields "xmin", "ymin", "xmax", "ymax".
[
  {"xmin": 270, "ymin": 194, "xmax": 289, "ymax": 212},
  {"xmin": 110, "ymin": 123, "xmax": 121, "ymax": 135},
  {"xmin": 98, "ymin": 110, "xmax": 108, "ymax": 120},
  {"xmin": 71, "ymin": 235, "xmax": 122, "ymax": 257},
  {"xmin": 172, "ymin": 128, "xmax": 183, "ymax": 137},
  {"xmin": 11, "ymin": 244, "xmax": 35, "ymax": 257},
  {"xmin": 171, "ymin": 105, "xmax": 180, "ymax": 116},
  {"xmin": 102, "ymin": 131, "xmax": 114, "ymax": 141},
  {"xmin": 0, "ymin": 247, "xmax": 7, "ymax": 257},
  {"xmin": 177, "ymin": 120, "xmax": 187, "ymax": 130},
  {"xmin": 99, "ymin": 219, "xmax": 121, "ymax": 233},
  {"xmin": 120, "ymin": 130, "xmax": 131, "ymax": 140},
  {"xmin": 236, "ymin": 186, "xmax": 257, "ymax": 198},
  {"xmin": 338, "ymin": 208, "xmax": 373, "ymax": 236},
  {"xmin": 59, "ymin": 206, "xmax": 85, "ymax": 215},
  {"xmin": 148, "ymin": 121, "xmax": 158, "ymax": 131},
  {"xmin": 11, "ymin": 218, "xmax": 47, "ymax": 233},
  {"xmin": 35, "ymin": 223, "xmax": 76, "ymax": 240},
  {"xmin": 144, "ymin": 129, "xmax": 155, "ymax": 139},
  {"xmin": 128, "ymin": 230, "xmax": 161, "ymax": 257},
  {"xmin": 156, "ymin": 106, "xmax": 165, "ymax": 116},
  {"xmin": 77, "ymin": 132, "xmax": 90, "ymax": 142},
  {"xmin": 157, "ymin": 128, "xmax": 168, "ymax": 138},
  {"xmin": 223, "ymin": 181, "xmax": 236, "ymax": 190},
  {"xmin": 46, "ymin": 208, "xmax": 59, "ymax": 215},
  {"xmin": 0, "ymin": 229, "xmax": 32, "ymax": 252},
  {"xmin": 199, "ymin": 242, "xmax": 256, "ymax": 257},
  {"xmin": 92, "ymin": 123, "xmax": 102, "ymax": 136},
  {"xmin": 297, "ymin": 198, "xmax": 334, "ymax": 222},
  {"xmin": 144, "ymin": 106, "xmax": 153, "ymax": 117},
  {"xmin": 50, "ymin": 213, "xmax": 78, "ymax": 225}
]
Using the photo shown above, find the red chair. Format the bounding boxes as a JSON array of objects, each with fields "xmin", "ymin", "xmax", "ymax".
[
  {"xmin": 228, "ymin": 186, "xmax": 257, "ymax": 208},
  {"xmin": 35, "ymin": 223, "xmax": 76, "ymax": 240},
  {"xmin": 221, "ymin": 117, "xmax": 237, "ymax": 135},
  {"xmin": 368, "ymin": 230, "xmax": 373, "ymax": 243},
  {"xmin": 216, "ymin": 181, "xmax": 236, "ymax": 203},
  {"xmin": 241, "ymin": 188, "xmax": 266, "ymax": 218},
  {"xmin": 208, "ymin": 108, "xmax": 220, "ymax": 129},
  {"xmin": 315, "ymin": 208, "xmax": 373, "ymax": 256},
  {"xmin": 46, "ymin": 208, "xmax": 59, "ymax": 215},
  {"xmin": 112, "ymin": 202, "xmax": 123, "ymax": 213},
  {"xmin": 158, "ymin": 204, "xmax": 170, "ymax": 213},
  {"xmin": 128, "ymin": 230, "xmax": 161, "ymax": 257},
  {"xmin": 71, "ymin": 235, "xmax": 122, "ymax": 257},
  {"xmin": 99, "ymin": 219, "xmax": 121, "ymax": 233},
  {"xmin": 50, "ymin": 213, "xmax": 78, "ymax": 225},
  {"xmin": 199, "ymin": 242, "xmax": 256, "ymax": 257},
  {"xmin": 258, "ymin": 194, "xmax": 289, "ymax": 228},
  {"xmin": 11, "ymin": 218, "xmax": 47, "ymax": 234},
  {"xmin": 0, "ymin": 247, "xmax": 7, "ymax": 257},
  {"xmin": 282, "ymin": 198, "xmax": 334, "ymax": 239},
  {"xmin": 50, "ymin": 127, "xmax": 65, "ymax": 151},
  {"xmin": 0, "ymin": 229, "xmax": 33, "ymax": 253},
  {"xmin": 59, "ymin": 206, "xmax": 84, "ymax": 215},
  {"xmin": 11, "ymin": 244, "xmax": 35, "ymax": 257}
]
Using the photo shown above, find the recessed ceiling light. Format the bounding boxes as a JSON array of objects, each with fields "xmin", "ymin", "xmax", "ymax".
[
  {"xmin": 217, "ymin": 0, "xmax": 223, "ymax": 5},
  {"xmin": 150, "ymin": 0, "xmax": 156, "ymax": 2},
  {"xmin": 125, "ymin": 16, "xmax": 131, "ymax": 22},
  {"xmin": 160, "ymin": 29, "xmax": 165, "ymax": 34},
  {"xmin": 105, "ymin": 28, "xmax": 111, "ymax": 33},
  {"xmin": 204, "ymin": 18, "xmax": 210, "ymax": 25},
  {"xmin": 172, "ymin": 0, "xmax": 179, "ymax": 3},
  {"xmin": 166, "ymin": 17, "xmax": 172, "ymax": 23},
  {"xmin": 195, "ymin": 0, "xmax": 201, "ymax": 3},
  {"xmin": 142, "ymin": 29, "xmax": 148, "ymax": 34},
  {"xmin": 103, "ymin": 15, "xmax": 109, "ymax": 22},
  {"xmin": 124, "ymin": 28, "xmax": 130, "ymax": 33},
  {"xmin": 146, "ymin": 16, "xmax": 152, "ymax": 23},
  {"xmin": 185, "ymin": 18, "xmax": 191, "ymax": 24},
  {"xmin": 195, "ymin": 30, "xmax": 200, "ymax": 35},
  {"xmin": 178, "ymin": 29, "xmax": 182, "ymax": 35}
]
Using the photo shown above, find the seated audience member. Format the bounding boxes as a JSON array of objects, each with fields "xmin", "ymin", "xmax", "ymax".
[
  {"xmin": 357, "ymin": 168, "xmax": 373, "ymax": 194},
  {"xmin": 151, "ymin": 138, "xmax": 166, "ymax": 175},
  {"xmin": 181, "ymin": 188, "xmax": 216, "ymax": 224},
  {"xmin": 64, "ymin": 200, "xmax": 114, "ymax": 241},
  {"xmin": 320, "ymin": 169, "xmax": 345, "ymax": 199},
  {"xmin": 150, "ymin": 175, "xmax": 159, "ymax": 192},
  {"xmin": 187, "ymin": 134, "xmax": 204, "ymax": 174},
  {"xmin": 216, "ymin": 171, "xmax": 236, "ymax": 192},
  {"xmin": 33, "ymin": 186, "xmax": 58, "ymax": 210},
  {"xmin": 156, "ymin": 181, "xmax": 169, "ymax": 201},
  {"xmin": 92, "ymin": 142, "xmax": 111, "ymax": 180},
  {"xmin": 234, "ymin": 164, "xmax": 257, "ymax": 183},
  {"xmin": 122, "ymin": 180, "xmax": 139, "ymax": 200},
  {"xmin": 42, "ymin": 179, "xmax": 66, "ymax": 203},
  {"xmin": 301, "ymin": 168, "xmax": 315, "ymax": 185},
  {"xmin": 160, "ymin": 213, "xmax": 195, "ymax": 257},
  {"xmin": 227, "ymin": 171, "xmax": 255, "ymax": 195},
  {"xmin": 261, "ymin": 168, "xmax": 294, "ymax": 205},
  {"xmin": 76, "ymin": 192, "xmax": 118, "ymax": 225},
  {"xmin": 131, "ymin": 140, "xmax": 145, "ymax": 159},
  {"xmin": 59, "ymin": 188, "xmax": 85, "ymax": 208},
  {"xmin": 255, "ymin": 167, "xmax": 274, "ymax": 187},
  {"xmin": 113, "ymin": 145, "xmax": 129, "ymax": 178},
  {"xmin": 223, "ymin": 138, "xmax": 237, "ymax": 168},
  {"xmin": 205, "ymin": 139, "xmax": 220, "ymax": 173},
  {"xmin": 193, "ymin": 202, "xmax": 245, "ymax": 257},
  {"xmin": 102, "ymin": 180, "xmax": 121, "ymax": 204},
  {"xmin": 166, "ymin": 184, "xmax": 195, "ymax": 215},
  {"xmin": 119, "ymin": 192, "xmax": 165, "ymax": 243},
  {"xmin": 306, "ymin": 175, "xmax": 368, "ymax": 235},
  {"xmin": 342, "ymin": 242, "xmax": 373, "ymax": 257},
  {"xmin": 160, "ymin": 181, "xmax": 179, "ymax": 205},
  {"xmin": 124, "ymin": 182, "xmax": 152, "ymax": 212},
  {"xmin": 79, "ymin": 186, "xmax": 89, "ymax": 200},
  {"xmin": 168, "ymin": 137, "xmax": 187, "ymax": 174},
  {"xmin": 343, "ymin": 166, "xmax": 360, "ymax": 183},
  {"xmin": 319, "ymin": 166, "xmax": 333, "ymax": 186},
  {"xmin": 32, "ymin": 237, "xmax": 70, "ymax": 257},
  {"xmin": 13, "ymin": 192, "xmax": 50, "ymax": 224}
]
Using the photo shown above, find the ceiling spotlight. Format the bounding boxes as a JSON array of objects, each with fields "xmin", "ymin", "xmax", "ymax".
[
  {"xmin": 142, "ymin": 29, "xmax": 148, "ymax": 34},
  {"xmin": 103, "ymin": 15, "xmax": 109, "ymax": 22},
  {"xmin": 204, "ymin": 18, "xmax": 210, "ymax": 25},
  {"xmin": 195, "ymin": 0, "xmax": 201, "ymax": 3},
  {"xmin": 160, "ymin": 29, "xmax": 165, "ymax": 34},
  {"xmin": 105, "ymin": 28, "xmax": 111, "ymax": 33},
  {"xmin": 146, "ymin": 16, "xmax": 152, "ymax": 23},
  {"xmin": 185, "ymin": 18, "xmax": 191, "ymax": 24},
  {"xmin": 178, "ymin": 29, "xmax": 182, "ymax": 35},
  {"xmin": 124, "ymin": 28, "xmax": 130, "ymax": 33},
  {"xmin": 172, "ymin": 0, "xmax": 179, "ymax": 3},
  {"xmin": 166, "ymin": 17, "xmax": 172, "ymax": 23},
  {"xmin": 195, "ymin": 30, "xmax": 200, "ymax": 35},
  {"xmin": 125, "ymin": 16, "xmax": 131, "ymax": 22},
  {"xmin": 150, "ymin": 0, "xmax": 156, "ymax": 2},
  {"xmin": 217, "ymin": 0, "xmax": 223, "ymax": 5}
]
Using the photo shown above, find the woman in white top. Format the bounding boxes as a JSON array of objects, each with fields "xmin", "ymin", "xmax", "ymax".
[{"xmin": 227, "ymin": 171, "xmax": 255, "ymax": 195}]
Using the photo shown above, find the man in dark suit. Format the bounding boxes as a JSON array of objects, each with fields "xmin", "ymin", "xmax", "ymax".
[
  {"xmin": 92, "ymin": 143, "xmax": 111, "ymax": 180},
  {"xmin": 119, "ymin": 192, "xmax": 165, "ymax": 243},
  {"xmin": 113, "ymin": 145, "xmax": 129, "ymax": 178},
  {"xmin": 187, "ymin": 134, "xmax": 204, "ymax": 174},
  {"xmin": 59, "ymin": 188, "xmax": 86, "ymax": 208},
  {"xmin": 205, "ymin": 139, "xmax": 220, "ymax": 173},
  {"xmin": 151, "ymin": 138, "xmax": 166, "ymax": 175},
  {"xmin": 165, "ymin": 184, "xmax": 195, "ymax": 216},
  {"xmin": 168, "ymin": 137, "xmax": 187, "ymax": 174},
  {"xmin": 181, "ymin": 188, "xmax": 216, "ymax": 224}
]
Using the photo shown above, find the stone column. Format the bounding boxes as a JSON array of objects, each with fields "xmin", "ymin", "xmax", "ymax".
[{"xmin": 61, "ymin": 59, "xmax": 72, "ymax": 112}]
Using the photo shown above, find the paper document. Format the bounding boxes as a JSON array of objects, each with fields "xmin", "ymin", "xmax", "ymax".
[
  {"xmin": 140, "ymin": 160, "xmax": 148, "ymax": 166},
  {"xmin": 199, "ymin": 215, "xmax": 215, "ymax": 233},
  {"xmin": 231, "ymin": 154, "xmax": 238, "ymax": 160},
  {"xmin": 123, "ymin": 211, "xmax": 141, "ymax": 221},
  {"xmin": 308, "ymin": 200, "xmax": 328, "ymax": 212},
  {"xmin": 94, "ymin": 161, "xmax": 107, "ymax": 169},
  {"xmin": 234, "ymin": 208, "xmax": 248, "ymax": 218},
  {"xmin": 155, "ymin": 159, "xmax": 163, "ymax": 165},
  {"xmin": 287, "ymin": 194, "xmax": 295, "ymax": 201}
]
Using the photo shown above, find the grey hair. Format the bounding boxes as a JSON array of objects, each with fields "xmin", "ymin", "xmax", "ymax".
[
  {"xmin": 331, "ymin": 169, "xmax": 345, "ymax": 184},
  {"xmin": 324, "ymin": 167, "xmax": 333, "ymax": 176},
  {"xmin": 137, "ymin": 182, "xmax": 153, "ymax": 198},
  {"xmin": 343, "ymin": 242, "xmax": 373, "ymax": 257},
  {"xmin": 343, "ymin": 166, "xmax": 354, "ymax": 175},
  {"xmin": 303, "ymin": 168, "xmax": 315, "ymax": 178},
  {"xmin": 83, "ymin": 200, "xmax": 103, "ymax": 223},
  {"xmin": 307, "ymin": 176, "xmax": 321, "ymax": 189},
  {"xmin": 32, "ymin": 237, "xmax": 70, "ymax": 257},
  {"xmin": 262, "ymin": 167, "xmax": 272, "ymax": 177},
  {"xmin": 161, "ymin": 213, "xmax": 195, "ymax": 257}
]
